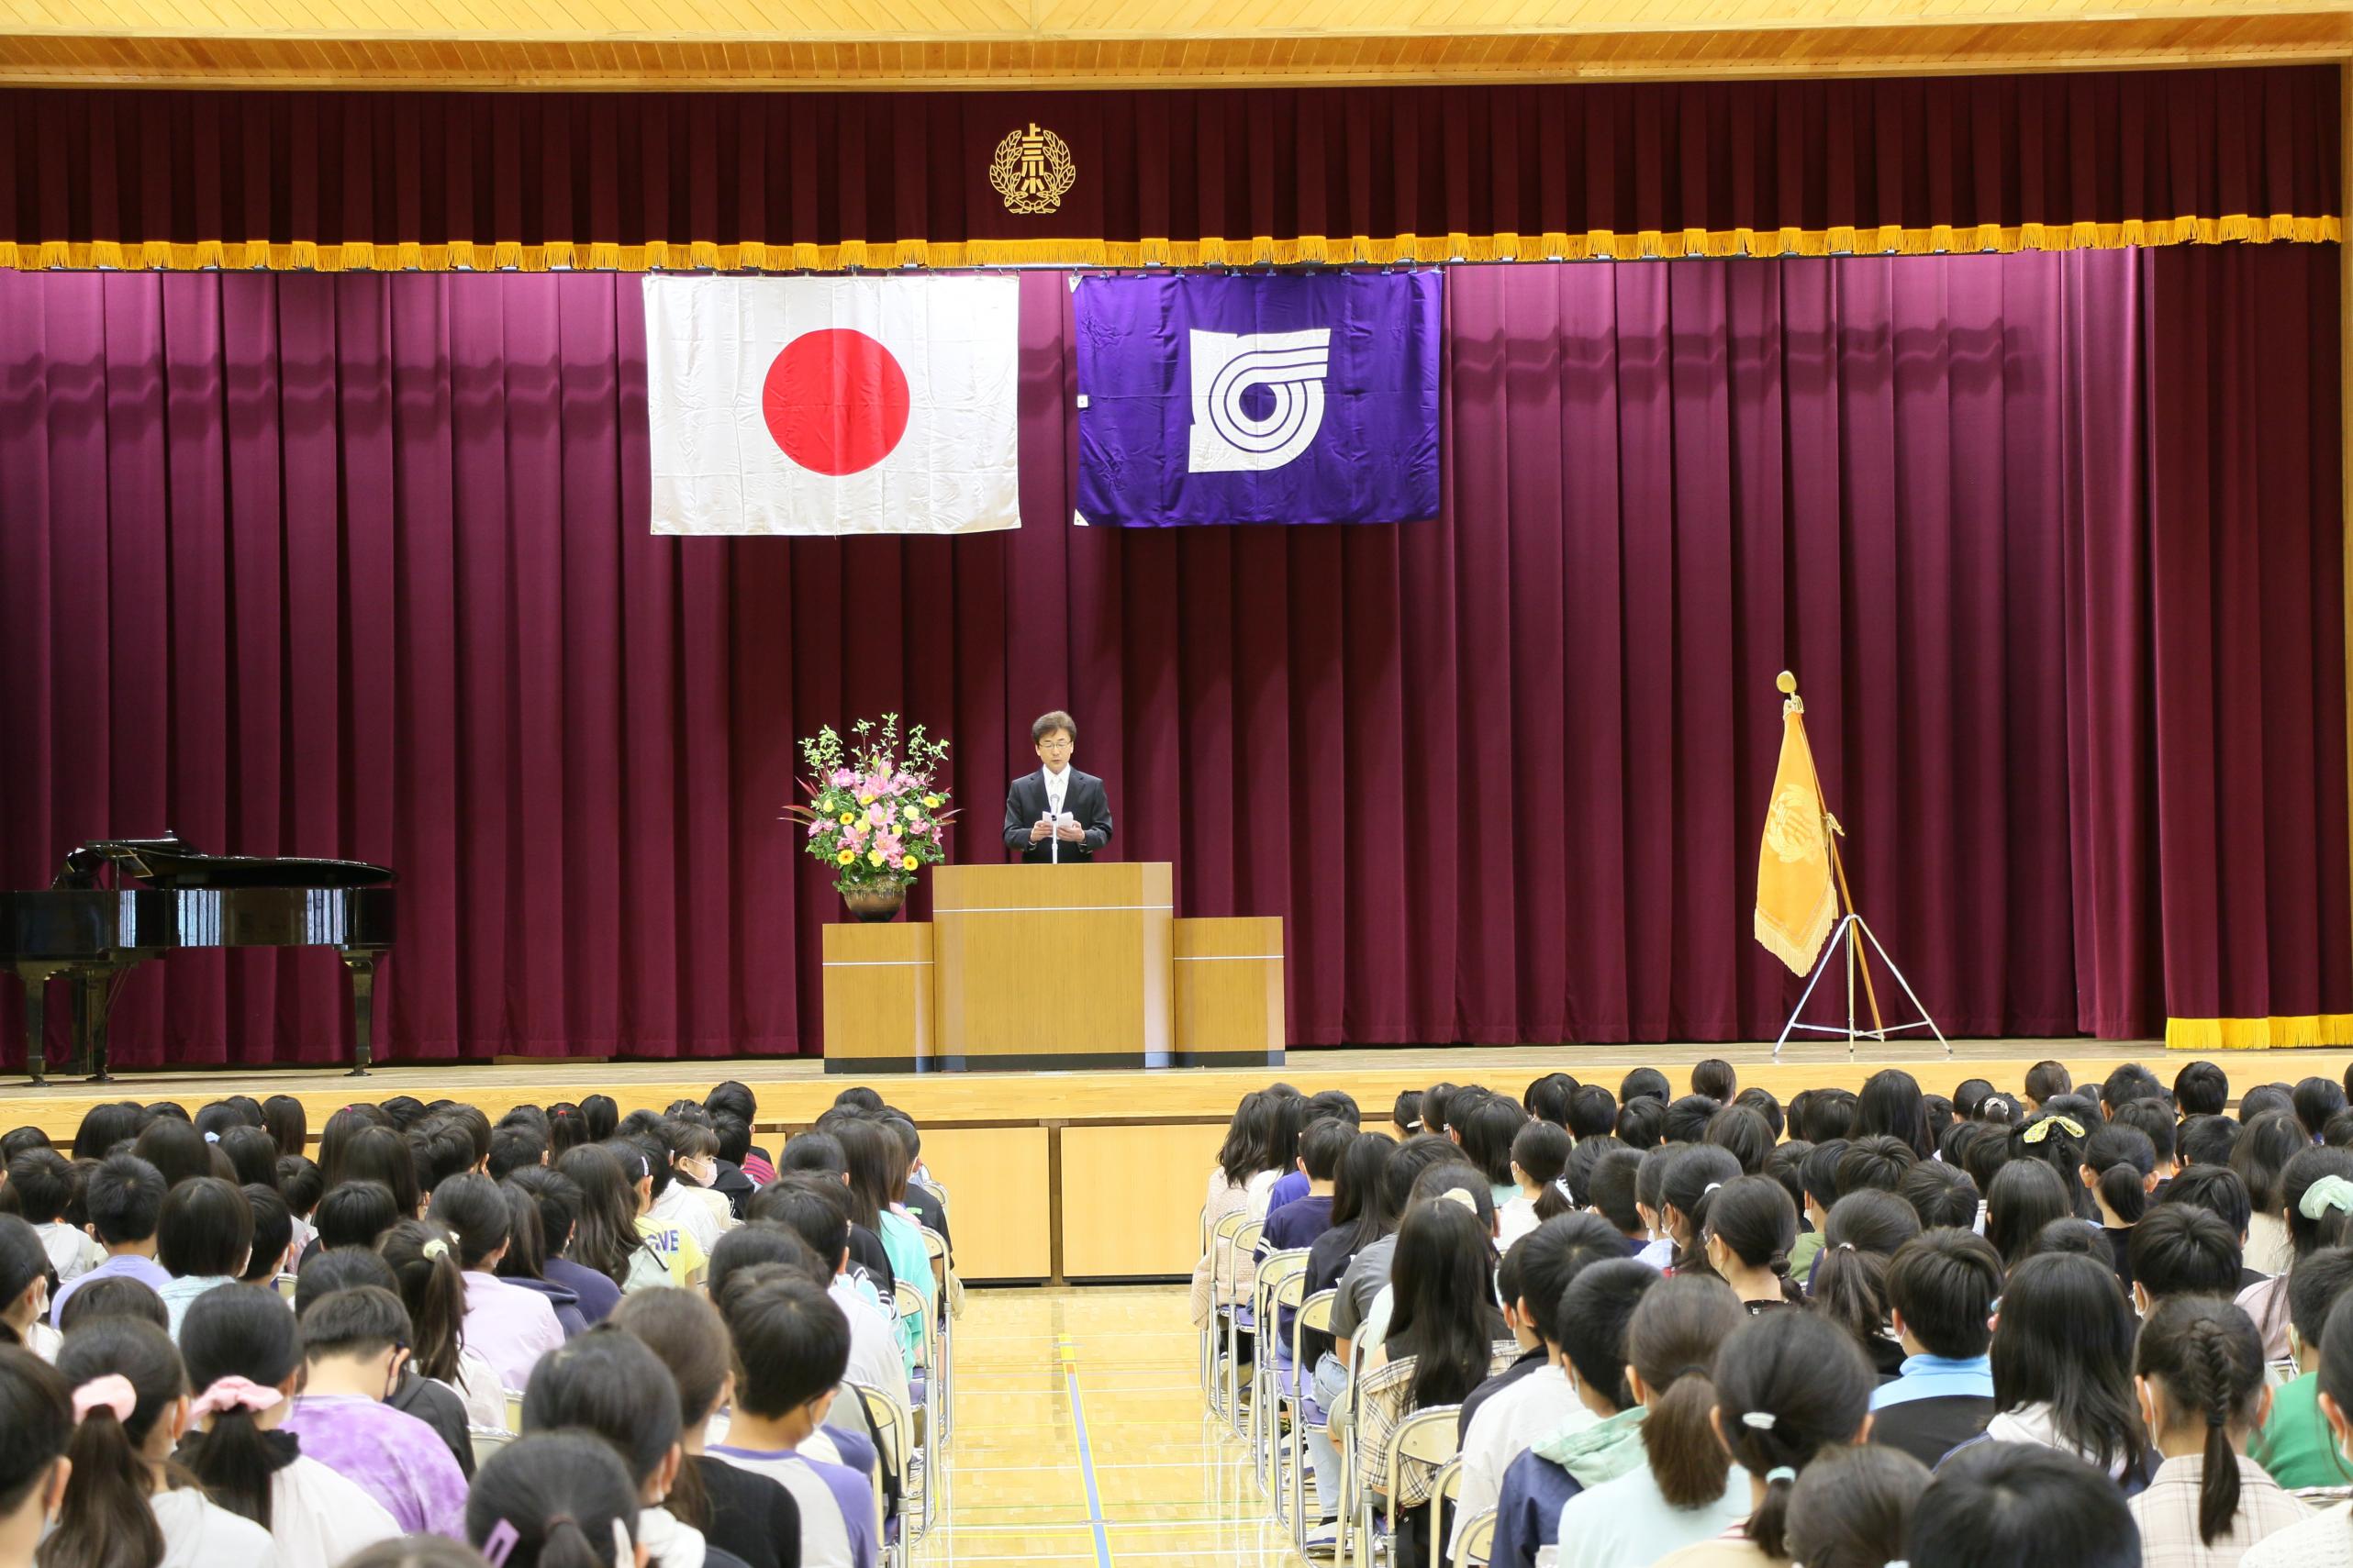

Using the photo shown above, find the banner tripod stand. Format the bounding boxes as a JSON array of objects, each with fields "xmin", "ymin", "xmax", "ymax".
[{"xmin": 1768, "ymin": 677, "xmax": 1947, "ymax": 1062}]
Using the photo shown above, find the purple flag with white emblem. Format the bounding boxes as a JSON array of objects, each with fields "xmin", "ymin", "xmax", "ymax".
[{"xmin": 1073, "ymin": 272, "xmax": 1442, "ymax": 528}]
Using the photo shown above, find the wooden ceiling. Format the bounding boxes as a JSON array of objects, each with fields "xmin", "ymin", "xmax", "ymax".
[{"xmin": 1, "ymin": 0, "xmax": 2347, "ymax": 89}]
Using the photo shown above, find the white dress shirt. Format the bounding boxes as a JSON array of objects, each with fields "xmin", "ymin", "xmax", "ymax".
[{"xmin": 1044, "ymin": 765, "xmax": 1069, "ymax": 818}]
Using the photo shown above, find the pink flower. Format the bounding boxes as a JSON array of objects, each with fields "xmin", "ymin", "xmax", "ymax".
[
  {"xmin": 875, "ymin": 833, "xmax": 904, "ymax": 860},
  {"xmin": 806, "ymin": 819, "xmax": 827, "ymax": 839},
  {"xmin": 830, "ymin": 768, "xmax": 857, "ymax": 787},
  {"xmin": 846, "ymin": 820, "xmax": 870, "ymax": 844},
  {"xmin": 865, "ymin": 772, "xmax": 893, "ymax": 796},
  {"xmin": 866, "ymin": 803, "xmax": 889, "ymax": 826}
]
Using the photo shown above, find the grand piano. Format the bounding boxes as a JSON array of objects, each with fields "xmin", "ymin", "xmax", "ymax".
[{"xmin": 0, "ymin": 837, "xmax": 395, "ymax": 1084}]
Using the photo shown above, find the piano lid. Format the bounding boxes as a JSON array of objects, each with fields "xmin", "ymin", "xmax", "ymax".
[{"xmin": 56, "ymin": 836, "xmax": 396, "ymax": 892}]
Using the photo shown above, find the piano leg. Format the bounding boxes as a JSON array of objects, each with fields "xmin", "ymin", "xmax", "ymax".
[
  {"xmin": 340, "ymin": 950, "xmax": 379, "ymax": 1076},
  {"xmin": 15, "ymin": 966, "xmax": 49, "ymax": 1086},
  {"xmin": 77, "ymin": 971, "xmax": 115, "ymax": 1083}
]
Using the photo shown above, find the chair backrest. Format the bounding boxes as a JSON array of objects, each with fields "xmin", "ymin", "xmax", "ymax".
[
  {"xmin": 1272, "ymin": 1266, "xmax": 1310, "ymax": 1312},
  {"xmin": 846, "ymin": 1380, "xmax": 909, "ymax": 1528},
  {"xmin": 920, "ymin": 1227, "xmax": 949, "ymax": 1267},
  {"xmin": 1254, "ymin": 1248, "xmax": 1310, "ymax": 1309},
  {"xmin": 1221, "ymin": 1219, "xmax": 1266, "ymax": 1294},
  {"xmin": 1453, "ymin": 1507, "xmax": 1497, "ymax": 1568},
  {"xmin": 470, "ymin": 1425, "xmax": 517, "ymax": 1467},
  {"xmin": 1392, "ymin": 1406, "xmax": 1463, "ymax": 1471},
  {"xmin": 273, "ymin": 1273, "xmax": 298, "ymax": 1302},
  {"xmin": 502, "ymin": 1389, "xmax": 524, "ymax": 1433}
]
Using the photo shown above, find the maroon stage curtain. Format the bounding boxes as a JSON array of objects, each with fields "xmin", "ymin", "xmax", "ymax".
[
  {"xmin": 0, "ymin": 249, "xmax": 2343, "ymax": 1064},
  {"xmin": 0, "ymin": 67, "xmax": 2337, "ymax": 268}
]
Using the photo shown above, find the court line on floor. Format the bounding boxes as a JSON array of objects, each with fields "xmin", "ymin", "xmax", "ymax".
[{"xmin": 1059, "ymin": 1333, "xmax": 1115, "ymax": 1568}]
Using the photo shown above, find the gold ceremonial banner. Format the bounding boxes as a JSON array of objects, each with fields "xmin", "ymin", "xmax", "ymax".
[{"xmin": 1756, "ymin": 699, "xmax": 1838, "ymax": 975}]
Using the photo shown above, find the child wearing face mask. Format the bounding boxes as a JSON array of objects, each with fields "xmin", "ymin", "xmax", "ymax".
[
  {"xmin": 0, "ymin": 1346, "xmax": 72, "ymax": 1568},
  {"xmin": 0, "ymin": 1218, "xmax": 57, "ymax": 1362},
  {"xmin": 280, "ymin": 1286, "xmax": 472, "ymax": 1538}
]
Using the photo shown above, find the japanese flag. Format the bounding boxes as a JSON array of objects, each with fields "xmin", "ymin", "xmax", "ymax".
[{"xmin": 642, "ymin": 275, "xmax": 1021, "ymax": 536}]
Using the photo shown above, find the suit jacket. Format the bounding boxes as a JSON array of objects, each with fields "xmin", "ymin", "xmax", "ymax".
[{"xmin": 1002, "ymin": 768, "xmax": 1113, "ymax": 862}]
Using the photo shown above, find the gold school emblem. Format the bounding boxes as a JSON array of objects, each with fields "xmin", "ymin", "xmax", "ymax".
[{"xmin": 991, "ymin": 123, "xmax": 1076, "ymax": 216}]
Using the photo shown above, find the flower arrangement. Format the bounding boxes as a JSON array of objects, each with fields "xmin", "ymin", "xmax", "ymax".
[{"xmin": 785, "ymin": 714, "xmax": 956, "ymax": 894}]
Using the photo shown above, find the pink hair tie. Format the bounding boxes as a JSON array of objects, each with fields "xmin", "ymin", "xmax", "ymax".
[
  {"xmin": 71, "ymin": 1374, "xmax": 136, "ymax": 1425},
  {"xmin": 190, "ymin": 1376, "xmax": 283, "ymax": 1419}
]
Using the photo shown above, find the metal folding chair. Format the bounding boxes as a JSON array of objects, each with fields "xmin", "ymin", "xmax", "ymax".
[
  {"xmin": 1203, "ymin": 1209, "xmax": 1253, "ymax": 1417},
  {"xmin": 1362, "ymin": 1405, "xmax": 1463, "ymax": 1568},
  {"xmin": 468, "ymin": 1425, "xmax": 517, "ymax": 1468},
  {"xmin": 1220, "ymin": 1218, "xmax": 1266, "ymax": 1434},
  {"xmin": 893, "ymin": 1278, "xmax": 939, "ymax": 1484},
  {"xmin": 919, "ymin": 1225, "xmax": 953, "ymax": 1440},
  {"xmin": 1249, "ymin": 1250, "xmax": 1310, "ymax": 1496},
  {"xmin": 849, "ymin": 1378, "xmax": 920, "ymax": 1566},
  {"xmin": 502, "ymin": 1389, "xmax": 524, "ymax": 1433},
  {"xmin": 1453, "ymin": 1507, "xmax": 1497, "ymax": 1568},
  {"xmin": 1282, "ymin": 1287, "xmax": 1338, "ymax": 1549}
]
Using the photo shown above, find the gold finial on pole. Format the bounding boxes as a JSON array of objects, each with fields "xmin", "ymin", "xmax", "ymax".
[{"xmin": 1776, "ymin": 671, "xmax": 1797, "ymax": 695}]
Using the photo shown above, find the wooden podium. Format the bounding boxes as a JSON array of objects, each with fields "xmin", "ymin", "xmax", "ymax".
[
  {"xmin": 931, "ymin": 862, "xmax": 1170, "ymax": 1070},
  {"xmin": 821, "ymin": 862, "xmax": 1283, "ymax": 1073}
]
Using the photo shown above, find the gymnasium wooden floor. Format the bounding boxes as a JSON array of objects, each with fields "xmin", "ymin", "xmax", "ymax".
[{"xmin": 927, "ymin": 1284, "xmax": 1297, "ymax": 1568}]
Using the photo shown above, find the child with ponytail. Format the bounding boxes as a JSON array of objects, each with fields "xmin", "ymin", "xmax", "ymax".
[
  {"xmin": 1806, "ymin": 1191, "xmax": 1921, "ymax": 1378},
  {"xmin": 465, "ymin": 1431, "xmax": 644, "ymax": 1568},
  {"xmin": 1653, "ymin": 1312, "xmax": 1876, "ymax": 1568},
  {"xmin": 1555, "ymin": 1274, "xmax": 1747, "ymax": 1568},
  {"xmin": 380, "ymin": 1219, "xmax": 507, "ymax": 1429},
  {"xmin": 2078, "ymin": 1124, "xmax": 2158, "ymax": 1289},
  {"xmin": 2127, "ymin": 1297, "xmax": 2310, "ymax": 1565},
  {"xmin": 45, "ymin": 1314, "xmax": 279, "ymax": 1568},
  {"xmin": 173, "ymin": 1284, "xmax": 399, "ymax": 1568},
  {"xmin": 2237, "ymin": 1150, "xmax": 2353, "ymax": 1360},
  {"xmin": 1693, "ymin": 1177, "xmax": 1802, "ymax": 1311}
]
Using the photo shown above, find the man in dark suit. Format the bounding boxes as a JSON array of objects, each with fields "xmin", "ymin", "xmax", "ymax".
[{"xmin": 1001, "ymin": 709, "xmax": 1113, "ymax": 863}]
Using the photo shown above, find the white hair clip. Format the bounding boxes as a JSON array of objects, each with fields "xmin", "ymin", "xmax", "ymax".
[
  {"xmin": 1740, "ymin": 1410, "xmax": 1778, "ymax": 1430},
  {"xmin": 1439, "ymin": 1187, "xmax": 1479, "ymax": 1215},
  {"xmin": 1703, "ymin": 1182, "xmax": 1724, "ymax": 1195}
]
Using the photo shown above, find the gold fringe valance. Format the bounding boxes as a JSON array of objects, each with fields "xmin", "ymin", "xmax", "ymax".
[
  {"xmin": 0, "ymin": 214, "xmax": 2339, "ymax": 273},
  {"xmin": 2165, "ymin": 1014, "xmax": 2353, "ymax": 1051}
]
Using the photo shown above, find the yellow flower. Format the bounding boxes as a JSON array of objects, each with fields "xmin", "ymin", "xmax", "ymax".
[
  {"xmin": 837, "ymin": 811, "xmax": 856, "ymax": 825},
  {"xmin": 923, "ymin": 795, "xmax": 942, "ymax": 809},
  {"xmin": 867, "ymin": 850, "xmax": 887, "ymax": 866},
  {"xmin": 836, "ymin": 850, "xmax": 855, "ymax": 865},
  {"xmin": 903, "ymin": 805, "xmax": 921, "ymax": 821},
  {"xmin": 901, "ymin": 855, "xmax": 920, "ymax": 871},
  {"xmin": 858, "ymin": 793, "xmax": 875, "ymax": 806}
]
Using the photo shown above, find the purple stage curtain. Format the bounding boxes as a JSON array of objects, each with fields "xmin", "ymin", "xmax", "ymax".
[
  {"xmin": 0, "ymin": 67, "xmax": 2337, "ymax": 270},
  {"xmin": 0, "ymin": 249, "xmax": 2342, "ymax": 1063}
]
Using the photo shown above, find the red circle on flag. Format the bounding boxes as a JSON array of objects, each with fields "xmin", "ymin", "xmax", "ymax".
[{"xmin": 762, "ymin": 328, "xmax": 911, "ymax": 476}]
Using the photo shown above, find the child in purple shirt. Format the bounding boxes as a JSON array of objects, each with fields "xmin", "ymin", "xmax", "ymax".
[{"xmin": 280, "ymin": 1284, "xmax": 471, "ymax": 1538}]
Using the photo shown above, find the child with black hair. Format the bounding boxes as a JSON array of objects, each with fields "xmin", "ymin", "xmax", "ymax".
[
  {"xmin": 1457, "ymin": 1095, "xmax": 1531, "ymax": 1210},
  {"xmin": 742, "ymin": 1181, "xmax": 912, "ymax": 1419},
  {"xmin": 1657, "ymin": 1146, "xmax": 1742, "ymax": 1277},
  {"xmin": 1690, "ymin": 1060, "xmax": 1736, "ymax": 1104},
  {"xmin": 1632, "ymin": 1141, "xmax": 1683, "ymax": 1268},
  {"xmin": 1702, "ymin": 1106, "xmax": 1775, "ymax": 1178},
  {"xmin": 1910, "ymin": 1444, "xmax": 2139, "ymax": 1568},
  {"xmin": 0, "ymin": 1219, "xmax": 53, "ymax": 1361},
  {"xmin": 1554, "ymin": 1274, "xmax": 1749, "ymax": 1568},
  {"xmin": 1653, "ymin": 1311, "xmax": 1875, "ymax": 1568},
  {"xmin": 1585, "ymin": 1149, "xmax": 1647, "ymax": 1255},
  {"xmin": 1453, "ymin": 1216, "xmax": 1631, "ymax": 1559},
  {"xmin": 2241, "ymin": 1148, "xmax": 2353, "ymax": 1360},
  {"xmin": 1897, "ymin": 1162, "xmax": 1979, "ymax": 1232},
  {"xmin": 1619, "ymin": 1069, "xmax": 1669, "ymax": 1106},
  {"xmin": 2235, "ymin": 1111, "xmax": 2311, "ymax": 1276},
  {"xmin": 1783, "ymin": 1444, "xmax": 1930, "ymax": 1568},
  {"xmin": 1695, "ymin": 1176, "xmax": 1801, "ymax": 1311},
  {"xmin": 2127, "ymin": 1297, "xmax": 2310, "ymax": 1563},
  {"xmin": 173, "ymin": 1284, "xmax": 400, "ymax": 1567},
  {"xmin": 48, "ymin": 1153, "xmax": 169, "ymax": 1327},
  {"xmin": 1500, "ymin": 1121, "xmax": 1573, "ymax": 1249},
  {"xmin": 507, "ymin": 1165, "xmax": 622, "ymax": 1327},
  {"xmin": 612, "ymin": 1289, "xmax": 803, "ymax": 1568},
  {"xmin": 489, "ymin": 1180, "xmax": 587, "ymax": 1337},
  {"xmin": 281, "ymin": 1284, "xmax": 470, "ymax": 1536},
  {"xmin": 2247, "ymin": 1247, "xmax": 2353, "ymax": 1488},
  {"xmin": 1392, "ymin": 1091, "xmax": 1422, "ymax": 1137},
  {"xmin": 707, "ymin": 1272, "xmax": 875, "ymax": 1568},
  {"xmin": 1260, "ymin": 1118, "xmax": 1352, "ymax": 1257},
  {"xmin": 1868, "ymin": 1228, "xmax": 2002, "ymax": 1467},
  {"xmin": 380, "ymin": 1218, "xmax": 507, "ymax": 1431},
  {"xmin": 2022, "ymin": 1060, "xmax": 2075, "ymax": 1116},
  {"xmin": 2080, "ymin": 1122, "xmax": 2159, "ymax": 1289},
  {"xmin": 0, "ymin": 1346, "xmax": 70, "ymax": 1567},
  {"xmin": 426, "ymin": 1173, "xmax": 565, "ymax": 1389},
  {"xmin": 1979, "ymin": 1251, "xmax": 2154, "ymax": 1487},
  {"xmin": 520, "ymin": 1325, "xmax": 751, "ymax": 1568},
  {"xmin": 2131, "ymin": 1202, "xmax": 2247, "ymax": 1311},
  {"xmin": 6, "ymin": 1149, "xmax": 104, "ymax": 1284},
  {"xmin": 57, "ymin": 1275, "xmax": 169, "ymax": 1335},
  {"xmin": 156, "ymin": 1177, "xmax": 251, "ymax": 1338},
  {"xmin": 1489, "ymin": 1259, "xmax": 1658, "ymax": 1568},
  {"xmin": 465, "ymin": 1430, "xmax": 643, "ymax": 1568},
  {"xmin": 1984, "ymin": 1158, "xmax": 2074, "ymax": 1269},
  {"xmin": 1808, "ymin": 1190, "xmax": 1921, "ymax": 1378},
  {"xmin": 2177, "ymin": 1060, "xmax": 2232, "ymax": 1119},
  {"xmin": 240, "ymin": 1185, "xmax": 295, "ymax": 1287},
  {"xmin": 1788, "ymin": 1140, "xmax": 1848, "ymax": 1287},
  {"xmin": 46, "ymin": 1316, "xmax": 279, "ymax": 1568},
  {"xmin": 1663, "ymin": 1096, "xmax": 1722, "ymax": 1146},
  {"xmin": 1614, "ymin": 1095, "xmax": 1667, "ymax": 1151}
]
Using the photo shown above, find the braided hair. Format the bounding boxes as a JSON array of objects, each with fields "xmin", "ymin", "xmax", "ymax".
[{"xmin": 2133, "ymin": 1296, "xmax": 2266, "ymax": 1546}]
